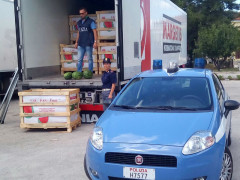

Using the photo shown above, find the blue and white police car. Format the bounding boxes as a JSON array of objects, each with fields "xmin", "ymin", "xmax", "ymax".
[{"xmin": 84, "ymin": 66, "xmax": 239, "ymax": 180}]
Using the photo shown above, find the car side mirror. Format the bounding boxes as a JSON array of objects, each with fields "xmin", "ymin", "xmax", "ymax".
[{"xmin": 224, "ymin": 100, "xmax": 240, "ymax": 117}]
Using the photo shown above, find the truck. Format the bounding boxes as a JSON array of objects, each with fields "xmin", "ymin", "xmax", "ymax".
[
  {"xmin": 0, "ymin": 0, "xmax": 18, "ymax": 98},
  {"xmin": 13, "ymin": 0, "xmax": 187, "ymax": 123}
]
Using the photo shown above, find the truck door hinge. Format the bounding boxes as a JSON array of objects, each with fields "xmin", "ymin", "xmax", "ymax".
[
  {"xmin": 16, "ymin": 6, "xmax": 20, "ymax": 11},
  {"xmin": 18, "ymin": 45, "xmax": 23, "ymax": 50},
  {"xmin": 115, "ymin": 0, "xmax": 118, "ymax": 5}
]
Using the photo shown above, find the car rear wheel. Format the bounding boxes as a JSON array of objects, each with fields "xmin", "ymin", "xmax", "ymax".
[{"xmin": 220, "ymin": 147, "xmax": 233, "ymax": 180}]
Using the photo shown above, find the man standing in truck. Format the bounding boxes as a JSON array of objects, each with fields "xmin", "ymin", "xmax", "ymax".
[{"xmin": 74, "ymin": 7, "xmax": 98, "ymax": 72}]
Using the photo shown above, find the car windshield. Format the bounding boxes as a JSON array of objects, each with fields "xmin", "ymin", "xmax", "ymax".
[{"xmin": 114, "ymin": 77, "xmax": 213, "ymax": 110}]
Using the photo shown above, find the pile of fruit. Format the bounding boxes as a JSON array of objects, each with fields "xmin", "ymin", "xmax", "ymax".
[{"xmin": 64, "ymin": 70, "xmax": 93, "ymax": 80}]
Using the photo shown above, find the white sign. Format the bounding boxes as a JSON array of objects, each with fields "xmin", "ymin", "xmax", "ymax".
[{"xmin": 123, "ymin": 167, "xmax": 155, "ymax": 180}]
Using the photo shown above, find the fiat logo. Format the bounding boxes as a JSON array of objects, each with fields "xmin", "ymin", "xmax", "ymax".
[{"xmin": 135, "ymin": 155, "xmax": 143, "ymax": 165}]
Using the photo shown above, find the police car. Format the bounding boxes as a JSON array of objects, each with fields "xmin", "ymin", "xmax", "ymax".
[{"xmin": 84, "ymin": 65, "xmax": 239, "ymax": 180}]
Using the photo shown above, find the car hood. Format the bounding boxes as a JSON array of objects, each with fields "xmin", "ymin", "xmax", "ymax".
[{"xmin": 98, "ymin": 110, "xmax": 213, "ymax": 146}]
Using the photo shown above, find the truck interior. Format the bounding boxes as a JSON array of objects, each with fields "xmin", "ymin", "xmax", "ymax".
[{"xmin": 19, "ymin": 0, "xmax": 116, "ymax": 86}]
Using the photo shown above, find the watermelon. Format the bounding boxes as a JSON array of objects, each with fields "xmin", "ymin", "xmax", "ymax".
[
  {"xmin": 64, "ymin": 72, "xmax": 72, "ymax": 80},
  {"xmin": 72, "ymin": 71, "xmax": 83, "ymax": 80},
  {"xmin": 38, "ymin": 117, "xmax": 48, "ymax": 123},
  {"xmin": 83, "ymin": 70, "xmax": 93, "ymax": 79}
]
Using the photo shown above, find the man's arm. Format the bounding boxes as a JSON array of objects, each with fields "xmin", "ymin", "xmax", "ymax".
[
  {"xmin": 91, "ymin": 21, "xmax": 98, "ymax": 49},
  {"xmin": 93, "ymin": 29, "xmax": 98, "ymax": 49},
  {"xmin": 75, "ymin": 32, "xmax": 79, "ymax": 49}
]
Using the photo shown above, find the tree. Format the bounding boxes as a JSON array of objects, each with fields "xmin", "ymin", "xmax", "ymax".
[
  {"xmin": 194, "ymin": 23, "xmax": 240, "ymax": 70},
  {"xmin": 171, "ymin": 0, "xmax": 239, "ymax": 58}
]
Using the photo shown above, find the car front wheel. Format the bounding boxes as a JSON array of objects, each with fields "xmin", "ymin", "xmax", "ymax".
[
  {"xmin": 84, "ymin": 154, "xmax": 91, "ymax": 180},
  {"xmin": 220, "ymin": 147, "xmax": 233, "ymax": 180}
]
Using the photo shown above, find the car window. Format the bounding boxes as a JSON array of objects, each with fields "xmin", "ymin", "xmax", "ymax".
[
  {"xmin": 114, "ymin": 77, "xmax": 213, "ymax": 110},
  {"xmin": 214, "ymin": 74, "xmax": 225, "ymax": 99},
  {"xmin": 212, "ymin": 75, "xmax": 224, "ymax": 113}
]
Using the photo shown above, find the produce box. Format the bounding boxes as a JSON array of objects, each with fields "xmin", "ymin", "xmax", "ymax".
[
  {"xmin": 98, "ymin": 12, "xmax": 115, "ymax": 20},
  {"xmin": 100, "ymin": 53, "xmax": 117, "ymax": 60},
  {"xmin": 18, "ymin": 89, "xmax": 81, "ymax": 132},
  {"xmin": 60, "ymin": 44, "xmax": 98, "ymax": 75},
  {"xmin": 100, "ymin": 46, "xmax": 117, "ymax": 52},
  {"xmin": 99, "ymin": 30, "xmax": 116, "ymax": 37},
  {"xmin": 96, "ymin": 11, "xmax": 116, "ymax": 41},
  {"xmin": 99, "ymin": 21, "xmax": 116, "ymax": 28}
]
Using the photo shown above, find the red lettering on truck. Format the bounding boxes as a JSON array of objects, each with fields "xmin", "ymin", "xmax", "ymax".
[{"xmin": 163, "ymin": 21, "xmax": 182, "ymax": 41}]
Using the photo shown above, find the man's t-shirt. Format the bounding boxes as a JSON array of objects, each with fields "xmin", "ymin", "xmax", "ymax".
[{"xmin": 102, "ymin": 70, "xmax": 117, "ymax": 89}]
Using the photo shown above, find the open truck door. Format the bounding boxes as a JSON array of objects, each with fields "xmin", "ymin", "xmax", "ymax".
[{"xmin": 119, "ymin": 0, "xmax": 142, "ymax": 80}]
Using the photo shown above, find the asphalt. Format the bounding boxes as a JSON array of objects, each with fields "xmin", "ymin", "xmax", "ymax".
[{"xmin": 0, "ymin": 80, "xmax": 240, "ymax": 180}]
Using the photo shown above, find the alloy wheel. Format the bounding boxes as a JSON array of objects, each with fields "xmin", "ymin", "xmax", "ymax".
[{"xmin": 220, "ymin": 147, "xmax": 233, "ymax": 180}]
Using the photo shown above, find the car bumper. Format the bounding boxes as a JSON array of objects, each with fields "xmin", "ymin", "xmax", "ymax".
[{"xmin": 85, "ymin": 137, "xmax": 225, "ymax": 180}]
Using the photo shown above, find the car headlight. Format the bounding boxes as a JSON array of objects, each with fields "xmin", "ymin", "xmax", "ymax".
[
  {"xmin": 91, "ymin": 127, "xmax": 103, "ymax": 150},
  {"xmin": 182, "ymin": 131, "xmax": 215, "ymax": 155}
]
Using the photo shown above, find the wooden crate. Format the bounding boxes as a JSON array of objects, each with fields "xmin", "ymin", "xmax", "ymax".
[
  {"xmin": 18, "ymin": 89, "xmax": 81, "ymax": 133},
  {"xmin": 98, "ymin": 56, "xmax": 117, "ymax": 74},
  {"xmin": 60, "ymin": 44, "xmax": 98, "ymax": 75},
  {"xmin": 97, "ymin": 43, "xmax": 117, "ymax": 59},
  {"xmin": 96, "ymin": 11, "xmax": 117, "ymax": 72},
  {"xmin": 96, "ymin": 11, "xmax": 116, "ymax": 43},
  {"xmin": 60, "ymin": 44, "xmax": 98, "ymax": 60}
]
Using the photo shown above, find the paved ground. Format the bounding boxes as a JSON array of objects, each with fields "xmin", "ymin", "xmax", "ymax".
[
  {"xmin": 0, "ymin": 96, "xmax": 93, "ymax": 180},
  {"xmin": 0, "ymin": 80, "xmax": 240, "ymax": 180}
]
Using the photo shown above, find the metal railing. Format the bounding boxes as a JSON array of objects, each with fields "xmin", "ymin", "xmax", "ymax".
[{"xmin": 0, "ymin": 68, "xmax": 19, "ymax": 124}]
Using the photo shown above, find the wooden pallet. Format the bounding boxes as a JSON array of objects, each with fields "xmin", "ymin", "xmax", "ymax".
[{"xmin": 18, "ymin": 89, "xmax": 81, "ymax": 133}]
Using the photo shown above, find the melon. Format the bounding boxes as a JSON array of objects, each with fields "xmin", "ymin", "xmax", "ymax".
[
  {"xmin": 72, "ymin": 71, "xmax": 83, "ymax": 80},
  {"xmin": 83, "ymin": 70, "xmax": 93, "ymax": 79},
  {"xmin": 64, "ymin": 72, "xmax": 72, "ymax": 80}
]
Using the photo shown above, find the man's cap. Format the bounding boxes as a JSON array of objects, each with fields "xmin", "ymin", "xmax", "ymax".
[{"xmin": 103, "ymin": 58, "xmax": 111, "ymax": 64}]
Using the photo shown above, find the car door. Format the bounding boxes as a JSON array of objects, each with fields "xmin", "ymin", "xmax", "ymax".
[{"xmin": 213, "ymin": 74, "xmax": 231, "ymax": 142}]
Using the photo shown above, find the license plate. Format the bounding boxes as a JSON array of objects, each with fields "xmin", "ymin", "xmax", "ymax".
[{"xmin": 123, "ymin": 167, "xmax": 155, "ymax": 180}]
